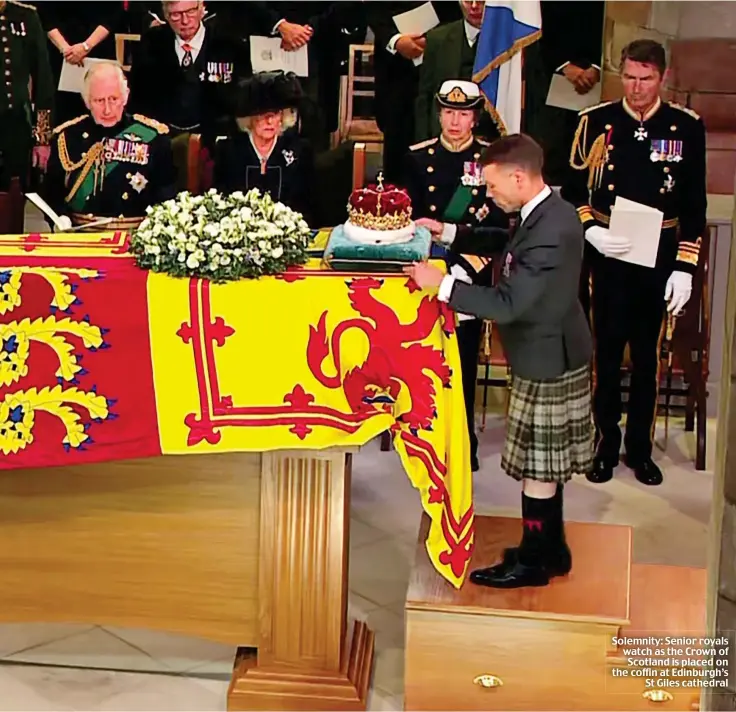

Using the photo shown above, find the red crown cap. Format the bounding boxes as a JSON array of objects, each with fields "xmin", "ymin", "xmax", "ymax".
[{"xmin": 347, "ymin": 172, "xmax": 412, "ymax": 230}]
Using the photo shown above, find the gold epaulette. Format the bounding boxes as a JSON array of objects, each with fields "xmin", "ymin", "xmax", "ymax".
[
  {"xmin": 9, "ymin": 0, "xmax": 38, "ymax": 10},
  {"xmin": 578, "ymin": 100, "xmax": 614, "ymax": 116},
  {"xmin": 52, "ymin": 114, "xmax": 88, "ymax": 136},
  {"xmin": 409, "ymin": 137, "xmax": 438, "ymax": 151},
  {"xmin": 668, "ymin": 102, "xmax": 701, "ymax": 120},
  {"xmin": 133, "ymin": 114, "xmax": 170, "ymax": 135}
]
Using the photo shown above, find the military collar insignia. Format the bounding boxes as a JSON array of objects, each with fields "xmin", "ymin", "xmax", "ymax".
[
  {"xmin": 623, "ymin": 97, "xmax": 662, "ymax": 123},
  {"xmin": 440, "ymin": 134, "xmax": 474, "ymax": 153}
]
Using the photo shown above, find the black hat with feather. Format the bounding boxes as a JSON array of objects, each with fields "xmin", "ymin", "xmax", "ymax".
[{"xmin": 234, "ymin": 71, "xmax": 304, "ymax": 118}]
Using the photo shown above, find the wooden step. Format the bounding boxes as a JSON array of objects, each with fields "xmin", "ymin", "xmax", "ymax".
[
  {"xmin": 404, "ymin": 514, "xmax": 633, "ymax": 710},
  {"xmin": 603, "ymin": 564, "xmax": 707, "ymax": 711}
]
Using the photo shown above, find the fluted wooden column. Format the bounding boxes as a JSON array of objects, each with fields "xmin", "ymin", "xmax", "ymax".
[{"xmin": 228, "ymin": 449, "xmax": 374, "ymax": 711}]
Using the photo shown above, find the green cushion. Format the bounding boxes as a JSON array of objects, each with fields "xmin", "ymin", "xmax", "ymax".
[{"xmin": 325, "ymin": 224, "xmax": 431, "ymax": 265}]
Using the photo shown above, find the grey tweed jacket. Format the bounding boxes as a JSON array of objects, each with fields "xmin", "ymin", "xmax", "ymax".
[{"xmin": 447, "ymin": 191, "xmax": 592, "ymax": 380}]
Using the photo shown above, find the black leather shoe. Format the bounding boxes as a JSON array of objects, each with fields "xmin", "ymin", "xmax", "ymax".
[
  {"xmin": 496, "ymin": 545, "xmax": 572, "ymax": 577},
  {"xmin": 624, "ymin": 456, "xmax": 663, "ymax": 486},
  {"xmin": 470, "ymin": 559, "xmax": 550, "ymax": 588},
  {"xmin": 471, "ymin": 455, "xmax": 480, "ymax": 472},
  {"xmin": 586, "ymin": 455, "xmax": 615, "ymax": 483}
]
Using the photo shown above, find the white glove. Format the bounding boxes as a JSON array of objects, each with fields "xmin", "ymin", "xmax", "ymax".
[
  {"xmin": 665, "ymin": 270, "xmax": 693, "ymax": 315},
  {"xmin": 585, "ymin": 225, "xmax": 632, "ymax": 257},
  {"xmin": 53, "ymin": 216, "xmax": 73, "ymax": 233}
]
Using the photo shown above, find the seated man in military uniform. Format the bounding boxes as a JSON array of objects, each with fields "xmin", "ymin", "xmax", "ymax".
[
  {"xmin": 213, "ymin": 71, "xmax": 315, "ymax": 225},
  {"xmin": 44, "ymin": 61, "xmax": 177, "ymax": 232},
  {"xmin": 404, "ymin": 79, "xmax": 509, "ymax": 472}
]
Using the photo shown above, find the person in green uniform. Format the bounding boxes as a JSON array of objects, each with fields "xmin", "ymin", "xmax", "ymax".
[
  {"xmin": 0, "ymin": 0, "xmax": 54, "ymax": 189},
  {"xmin": 44, "ymin": 61, "xmax": 176, "ymax": 232}
]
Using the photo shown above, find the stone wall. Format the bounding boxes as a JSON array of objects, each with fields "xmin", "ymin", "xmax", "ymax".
[{"xmin": 704, "ymin": 194, "xmax": 736, "ymax": 711}]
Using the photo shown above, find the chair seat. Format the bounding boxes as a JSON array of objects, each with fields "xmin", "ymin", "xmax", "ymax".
[{"xmin": 345, "ymin": 119, "xmax": 383, "ymax": 143}]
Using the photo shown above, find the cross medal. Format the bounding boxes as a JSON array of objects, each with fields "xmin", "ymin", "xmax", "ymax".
[{"xmin": 634, "ymin": 126, "xmax": 648, "ymax": 141}]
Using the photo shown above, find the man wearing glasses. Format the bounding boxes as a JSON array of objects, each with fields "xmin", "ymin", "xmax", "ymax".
[{"xmin": 127, "ymin": 1, "xmax": 251, "ymax": 187}]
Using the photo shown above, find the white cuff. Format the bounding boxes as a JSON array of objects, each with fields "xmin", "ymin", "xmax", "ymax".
[
  {"xmin": 592, "ymin": 64, "xmax": 601, "ymax": 71},
  {"xmin": 438, "ymin": 275, "xmax": 456, "ymax": 303},
  {"xmin": 387, "ymin": 33, "xmax": 402, "ymax": 54},
  {"xmin": 556, "ymin": 61, "xmax": 570, "ymax": 72},
  {"xmin": 440, "ymin": 223, "xmax": 457, "ymax": 245},
  {"xmin": 272, "ymin": 19, "xmax": 286, "ymax": 34}
]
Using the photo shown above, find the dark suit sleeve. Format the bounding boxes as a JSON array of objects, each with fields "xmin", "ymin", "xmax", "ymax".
[
  {"xmin": 674, "ymin": 118, "xmax": 707, "ymax": 275},
  {"xmin": 448, "ymin": 233, "xmax": 563, "ymax": 323},
  {"xmin": 414, "ymin": 30, "xmax": 438, "ymax": 142},
  {"xmin": 366, "ymin": 3, "xmax": 401, "ymax": 50},
  {"xmin": 450, "ymin": 225, "xmax": 510, "ymax": 257},
  {"xmin": 151, "ymin": 135, "xmax": 177, "ymax": 205},
  {"xmin": 127, "ymin": 31, "xmax": 157, "ymax": 116},
  {"xmin": 541, "ymin": 1, "xmax": 604, "ymax": 72}
]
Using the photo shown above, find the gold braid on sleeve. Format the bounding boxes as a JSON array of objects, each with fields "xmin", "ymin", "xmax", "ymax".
[
  {"xmin": 569, "ymin": 115, "xmax": 608, "ymax": 191},
  {"xmin": 33, "ymin": 110, "xmax": 52, "ymax": 146}
]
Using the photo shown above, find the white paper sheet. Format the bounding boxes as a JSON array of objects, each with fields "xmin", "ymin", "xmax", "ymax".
[
  {"xmin": 249, "ymin": 36, "xmax": 309, "ymax": 77},
  {"xmin": 608, "ymin": 196, "xmax": 664, "ymax": 269},
  {"xmin": 545, "ymin": 73, "xmax": 602, "ymax": 112},
  {"xmin": 58, "ymin": 57, "xmax": 108, "ymax": 94},
  {"xmin": 393, "ymin": 2, "xmax": 440, "ymax": 36}
]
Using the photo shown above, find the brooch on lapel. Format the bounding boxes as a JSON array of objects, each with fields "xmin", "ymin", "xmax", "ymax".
[
  {"xmin": 502, "ymin": 252, "xmax": 513, "ymax": 278},
  {"xmin": 282, "ymin": 149, "xmax": 295, "ymax": 166},
  {"xmin": 475, "ymin": 204, "xmax": 490, "ymax": 222},
  {"xmin": 10, "ymin": 22, "xmax": 27, "ymax": 36}
]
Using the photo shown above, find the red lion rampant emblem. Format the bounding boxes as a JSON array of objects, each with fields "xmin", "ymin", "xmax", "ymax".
[{"xmin": 307, "ymin": 277, "xmax": 454, "ymax": 432}]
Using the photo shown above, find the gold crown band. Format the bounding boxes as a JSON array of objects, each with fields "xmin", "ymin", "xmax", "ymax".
[{"xmin": 347, "ymin": 208, "xmax": 412, "ymax": 231}]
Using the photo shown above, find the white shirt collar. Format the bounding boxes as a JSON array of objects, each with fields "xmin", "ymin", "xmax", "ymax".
[
  {"xmin": 175, "ymin": 22, "xmax": 206, "ymax": 62},
  {"xmin": 464, "ymin": 21, "xmax": 480, "ymax": 46},
  {"xmin": 520, "ymin": 185, "xmax": 552, "ymax": 224}
]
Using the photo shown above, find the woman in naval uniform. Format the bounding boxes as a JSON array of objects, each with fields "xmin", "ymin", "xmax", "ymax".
[{"xmin": 213, "ymin": 71, "xmax": 315, "ymax": 225}]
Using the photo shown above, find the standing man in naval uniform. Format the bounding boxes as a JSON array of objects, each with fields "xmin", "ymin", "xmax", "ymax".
[
  {"xmin": 44, "ymin": 61, "xmax": 176, "ymax": 232},
  {"xmin": 127, "ymin": 1, "xmax": 251, "ymax": 190},
  {"xmin": 563, "ymin": 39, "xmax": 707, "ymax": 486},
  {"xmin": 0, "ymin": 0, "xmax": 54, "ymax": 188},
  {"xmin": 404, "ymin": 80, "xmax": 509, "ymax": 472}
]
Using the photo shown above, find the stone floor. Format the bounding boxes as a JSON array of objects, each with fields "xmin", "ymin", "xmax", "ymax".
[{"xmin": 0, "ymin": 412, "xmax": 715, "ymax": 711}]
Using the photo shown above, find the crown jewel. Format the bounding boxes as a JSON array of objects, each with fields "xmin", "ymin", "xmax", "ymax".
[{"xmin": 347, "ymin": 172, "xmax": 412, "ymax": 231}]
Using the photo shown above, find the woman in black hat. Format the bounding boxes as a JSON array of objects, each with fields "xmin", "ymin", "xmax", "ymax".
[{"xmin": 213, "ymin": 71, "xmax": 315, "ymax": 224}]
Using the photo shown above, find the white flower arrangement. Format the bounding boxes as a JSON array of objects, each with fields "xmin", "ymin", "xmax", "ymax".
[{"xmin": 130, "ymin": 188, "xmax": 312, "ymax": 281}]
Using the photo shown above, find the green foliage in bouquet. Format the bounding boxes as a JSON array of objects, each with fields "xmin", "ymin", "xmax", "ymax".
[{"xmin": 130, "ymin": 188, "xmax": 312, "ymax": 281}]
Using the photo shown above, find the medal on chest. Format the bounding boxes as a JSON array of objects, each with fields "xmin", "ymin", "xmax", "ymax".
[
  {"xmin": 650, "ymin": 139, "xmax": 683, "ymax": 163},
  {"xmin": 634, "ymin": 126, "xmax": 648, "ymax": 141},
  {"xmin": 461, "ymin": 161, "xmax": 483, "ymax": 186},
  {"xmin": 103, "ymin": 137, "xmax": 150, "ymax": 165},
  {"xmin": 9, "ymin": 21, "xmax": 27, "ymax": 36},
  {"xmin": 202, "ymin": 62, "xmax": 234, "ymax": 83}
]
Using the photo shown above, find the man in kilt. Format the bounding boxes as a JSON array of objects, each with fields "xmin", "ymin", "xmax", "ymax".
[{"xmin": 406, "ymin": 134, "xmax": 594, "ymax": 589}]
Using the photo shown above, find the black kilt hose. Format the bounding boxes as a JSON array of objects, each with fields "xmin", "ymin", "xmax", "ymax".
[{"xmin": 502, "ymin": 364, "xmax": 594, "ymax": 483}]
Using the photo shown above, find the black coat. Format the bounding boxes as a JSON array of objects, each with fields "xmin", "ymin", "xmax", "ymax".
[
  {"xmin": 127, "ymin": 21, "xmax": 251, "ymax": 145},
  {"xmin": 366, "ymin": 1, "xmax": 461, "ymax": 133},
  {"xmin": 213, "ymin": 130, "xmax": 315, "ymax": 226}
]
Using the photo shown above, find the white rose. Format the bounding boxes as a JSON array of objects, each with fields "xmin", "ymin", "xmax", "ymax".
[
  {"xmin": 177, "ymin": 252, "xmax": 186, "ymax": 263},
  {"xmin": 271, "ymin": 246, "xmax": 284, "ymax": 259},
  {"xmin": 186, "ymin": 253, "xmax": 200, "ymax": 269}
]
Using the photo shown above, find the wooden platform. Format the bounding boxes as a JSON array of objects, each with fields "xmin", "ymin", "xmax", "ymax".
[{"xmin": 404, "ymin": 514, "xmax": 706, "ymax": 711}]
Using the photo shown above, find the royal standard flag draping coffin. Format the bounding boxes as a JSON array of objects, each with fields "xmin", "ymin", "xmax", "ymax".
[
  {"xmin": 473, "ymin": 0, "xmax": 542, "ymax": 135},
  {"xmin": 0, "ymin": 232, "xmax": 474, "ymax": 589}
]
